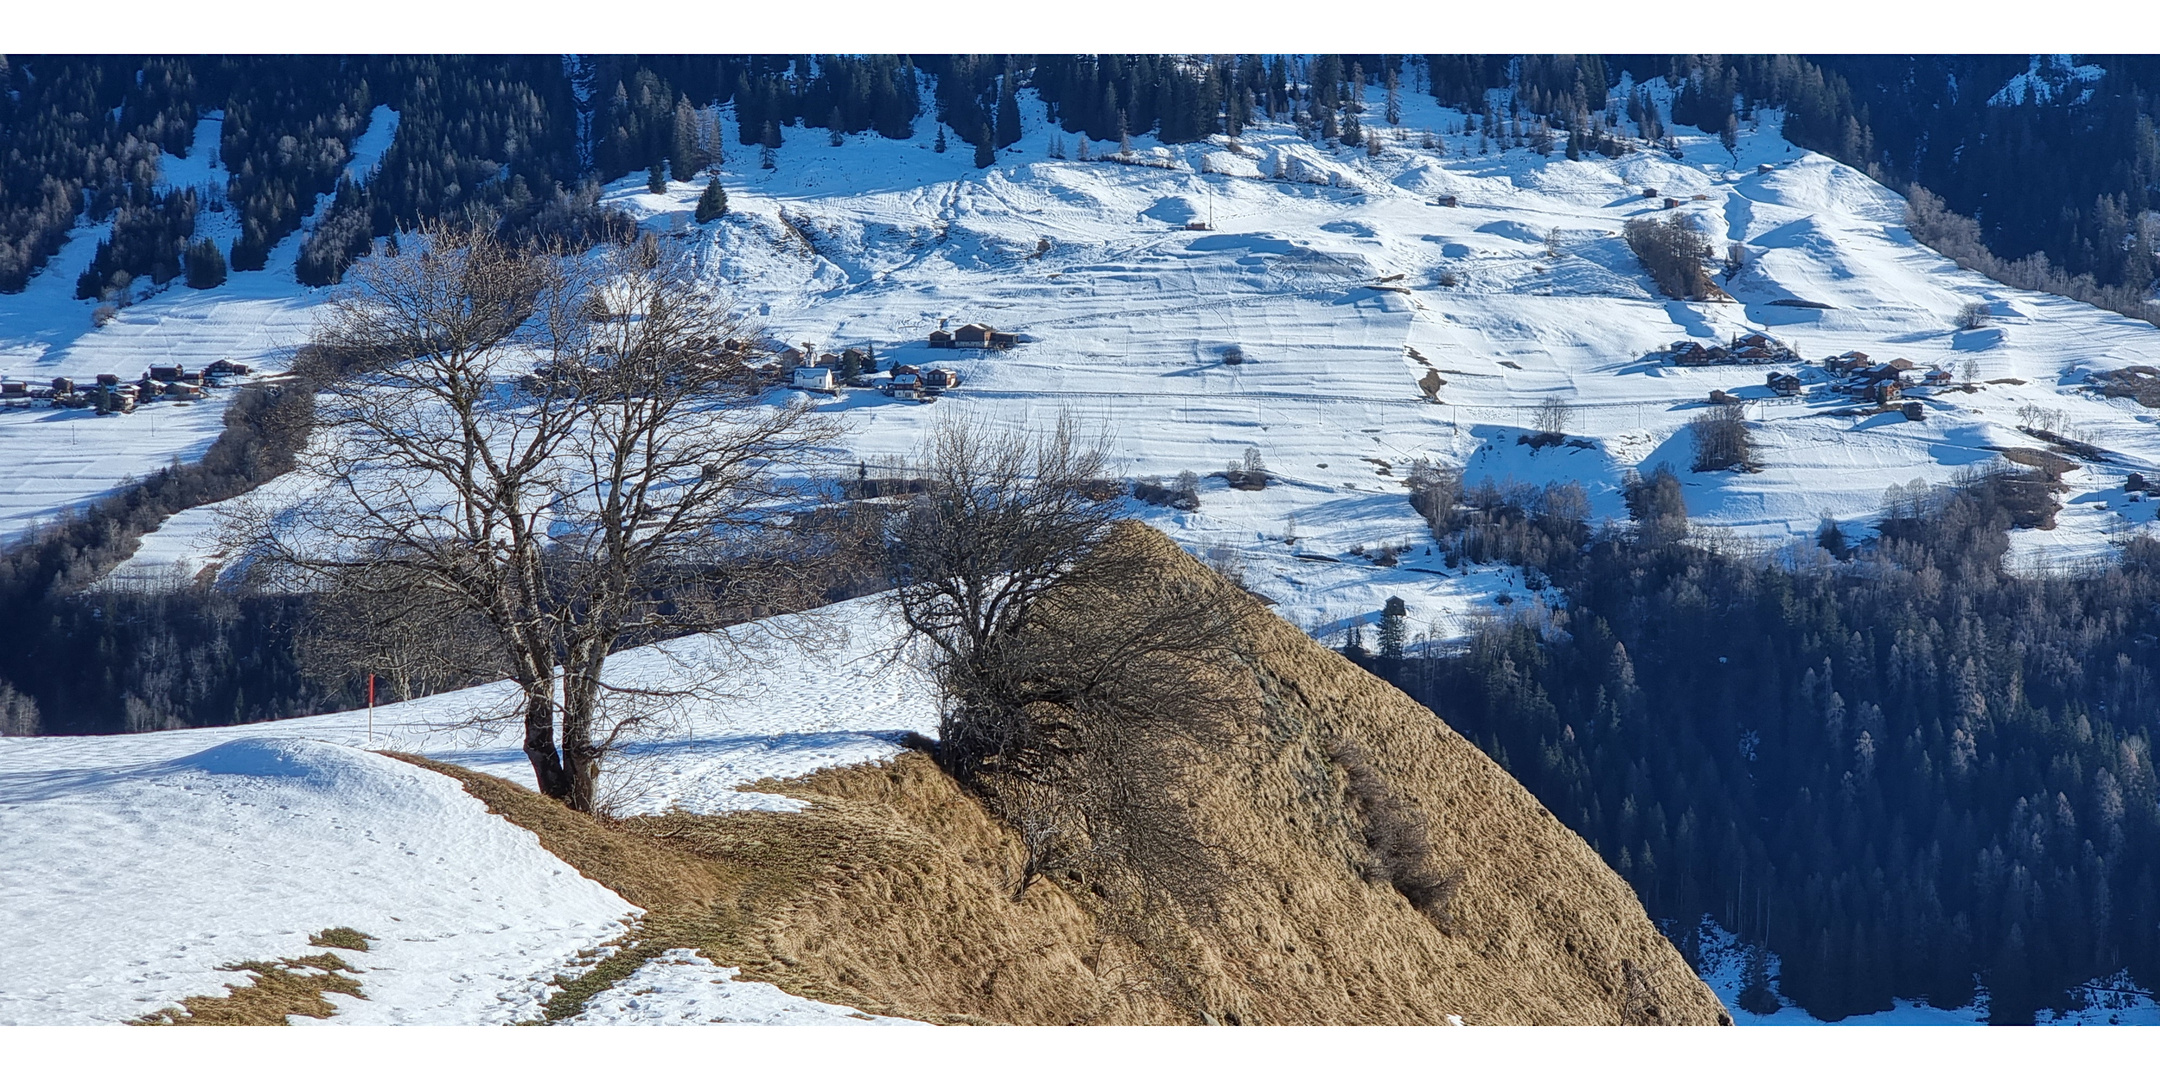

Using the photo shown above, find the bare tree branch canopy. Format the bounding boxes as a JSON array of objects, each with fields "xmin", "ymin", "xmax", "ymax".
[
  {"xmin": 881, "ymin": 420, "xmax": 1254, "ymax": 915},
  {"xmin": 228, "ymin": 225, "xmax": 843, "ymax": 812},
  {"xmin": 880, "ymin": 415, "xmax": 1122, "ymax": 770}
]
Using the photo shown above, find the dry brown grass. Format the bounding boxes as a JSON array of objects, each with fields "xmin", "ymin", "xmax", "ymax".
[
  {"xmin": 387, "ymin": 523, "xmax": 1727, "ymax": 1025},
  {"xmin": 133, "ymin": 950, "xmax": 365, "ymax": 1026}
]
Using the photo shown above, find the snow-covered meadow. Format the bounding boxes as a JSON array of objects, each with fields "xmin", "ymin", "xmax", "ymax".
[
  {"xmin": 0, "ymin": 596, "xmax": 934, "ymax": 1025},
  {"xmin": 75, "ymin": 73, "xmax": 2160, "ymax": 644}
]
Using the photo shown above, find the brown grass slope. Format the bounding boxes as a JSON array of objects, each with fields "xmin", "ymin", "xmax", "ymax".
[{"xmin": 408, "ymin": 523, "xmax": 1727, "ymax": 1025}]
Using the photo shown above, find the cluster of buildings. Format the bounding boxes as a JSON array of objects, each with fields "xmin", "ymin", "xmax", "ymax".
[
  {"xmin": 0, "ymin": 360, "xmax": 252, "ymax": 415},
  {"xmin": 777, "ymin": 341, "xmax": 965, "ymax": 402},
  {"xmin": 926, "ymin": 320, "xmax": 1018, "ymax": 350},
  {"xmin": 1667, "ymin": 332, "xmax": 1800, "ymax": 366},
  {"xmin": 1819, "ymin": 351, "xmax": 1953, "ymax": 404},
  {"xmin": 774, "ymin": 318, "xmax": 1021, "ymax": 402}
]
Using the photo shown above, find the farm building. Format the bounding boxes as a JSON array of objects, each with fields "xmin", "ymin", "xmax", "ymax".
[{"xmin": 949, "ymin": 323, "xmax": 1017, "ymax": 350}]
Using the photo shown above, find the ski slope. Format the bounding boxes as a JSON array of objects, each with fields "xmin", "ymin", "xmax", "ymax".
[{"xmin": 0, "ymin": 595, "xmax": 933, "ymax": 1025}]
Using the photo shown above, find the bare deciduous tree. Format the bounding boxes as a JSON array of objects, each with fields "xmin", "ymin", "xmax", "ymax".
[
  {"xmin": 229, "ymin": 225, "xmax": 842, "ymax": 812},
  {"xmin": 1530, "ymin": 395, "xmax": 1573, "ymax": 442},
  {"xmin": 1689, "ymin": 402, "xmax": 1755, "ymax": 472},
  {"xmin": 881, "ymin": 419, "xmax": 1253, "ymax": 914},
  {"xmin": 1957, "ymin": 300, "xmax": 1993, "ymax": 330},
  {"xmin": 1623, "ymin": 214, "xmax": 1715, "ymax": 299},
  {"xmin": 880, "ymin": 414, "xmax": 1121, "ymax": 774}
]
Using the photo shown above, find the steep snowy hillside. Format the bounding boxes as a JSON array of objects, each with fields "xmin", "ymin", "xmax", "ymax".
[
  {"xmin": 0, "ymin": 106, "xmax": 401, "ymax": 546},
  {"xmin": 23, "ymin": 80, "xmax": 2160, "ymax": 645},
  {"xmin": 0, "ymin": 595, "xmax": 933, "ymax": 1025}
]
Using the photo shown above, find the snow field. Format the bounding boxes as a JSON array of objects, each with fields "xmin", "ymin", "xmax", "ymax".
[
  {"xmin": 45, "ymin": 75, "xmax": 2160, "ymax": 638},
  {"xmin": 0, "ymin": 736, "xmax": 637, "ymax": 1025},
  {"xmin": 0, "ymin": 594, "xmax": 937, "ymax": 1024},
  {"xmin": 564, "ymin": 949, "xmax": 922, "ymax": 1026}
]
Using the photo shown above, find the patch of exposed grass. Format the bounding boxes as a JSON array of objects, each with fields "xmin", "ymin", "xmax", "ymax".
[
  {"xmin": 133, "ymin": 952, "xmax": 365, "ymax": 1026},
  {"xmin": 308, "ymin": 927, "xmax": 373, "ymax": 952}
]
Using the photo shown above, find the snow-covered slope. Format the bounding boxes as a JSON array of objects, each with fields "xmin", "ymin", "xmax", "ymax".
[
  {"xmin": 41, "ymin": 83, "xmax": 2160, "ymax": 642},
  {"xmin": 0, "ymin": 595, "xmax": 933, "ymax": 1025}
]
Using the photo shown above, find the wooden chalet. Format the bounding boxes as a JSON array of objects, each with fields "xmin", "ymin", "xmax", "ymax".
[{"xmin": 1766, "ymin": 371, "xmax": 1802, "ymax": 397}]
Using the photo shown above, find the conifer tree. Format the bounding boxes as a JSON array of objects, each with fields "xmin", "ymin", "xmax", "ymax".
[
  {"xmin": 694, "ymin": 176, "xmax": 728, "ymax": 223},
  {"xmin": 934, "ymin": 125, "xmax": 948, "ymax": 153},
  {"xmin": 671, "ymin": 95, "xmax": 708, "ymax": 181},
  {"xmin": 183, "ymin": 238, "xmax": 227, "ymax": 290},
  {"xmin": 995, "ymin": 71, "xmax": 1022, "ymax": 148},
  {"xmin": 974, "ymin": 125, "xmax": 996, "ymax": 169},
  {"xmin": 1378, "ymin": 596, "xmax": 1407, "ymax": 660},
  {"xmin": 648, "ymin": 162, "xmax": 668, "ymax": 194}
]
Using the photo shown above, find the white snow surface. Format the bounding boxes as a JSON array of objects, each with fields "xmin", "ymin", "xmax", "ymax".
[
  {"xmin": 0, "ymin": 594, "xmax": 937, "ymax": 1024},
  {"xmin": 78, "ymin": 77, "xmax": 2160, "ymax": 640},
  {"xmin": 564, "ymin": 949, "xmax": 922, "ymax": 1026},
  {"xmin": 0, "ymin": 736, "xmax": 637, "ymax": 1025}
]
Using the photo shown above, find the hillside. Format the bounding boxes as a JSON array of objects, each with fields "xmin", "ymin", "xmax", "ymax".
[
  {"xmin": 26, "ymin": 77, "xmax": 2160, "ymax": 656},
  {"xmin": 0, "ymin": 524, "xmax": 1724, "ymax": 1025}
]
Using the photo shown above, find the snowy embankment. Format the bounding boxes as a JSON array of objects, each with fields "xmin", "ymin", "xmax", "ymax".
[{"xmin": 0, "ymin": 595, "xmax": 936, "ymax": 1025}]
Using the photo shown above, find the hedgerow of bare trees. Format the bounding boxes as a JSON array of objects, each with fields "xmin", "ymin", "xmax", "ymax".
[
  {"xmin": 1623, "ymin": 214, "xmax": 1715, "ymax": 299},
  {"xmin": 882, "ymin": 417, "xmax": 1253, "ymax": 914},
  {"xmin": 229, "ymin": 225, "xmax": 841, "ymax": 812}
]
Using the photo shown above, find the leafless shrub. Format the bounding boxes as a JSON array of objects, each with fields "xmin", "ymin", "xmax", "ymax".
[
  {"xmin": 1225, "ymin": 447, "xmax": 1268, "ymax": 491},
  {"xmin": 1957, "ymin": 300, "xmax": 1993, "ymax": 330},
  {"xmin": 883, "ymin": 420, "xmax": 1252, "ymax": 918},
  {"xmin": 1405, "ymin": 458, "xmax": 1462, "ymax": 534},
  {"xmin": 1689, "ymin": 402, "xmax": 1755, "ymax": 472},
  {"xmin": 1330, "ymin": 740, "xmax": 1462, "ymax": 930},
  {"xmin": 0, "ymin": 677, "xmax": 39, "ymax": 736}
]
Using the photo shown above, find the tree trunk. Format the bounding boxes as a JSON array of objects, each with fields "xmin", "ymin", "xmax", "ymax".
[{"xmin": 522, "ymin": 683, "xmax": 572, "ymax": 802}]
